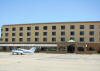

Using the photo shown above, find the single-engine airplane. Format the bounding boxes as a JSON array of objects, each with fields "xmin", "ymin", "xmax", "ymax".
[{"xmin": 11, "ymin": 47, "xmax": 36, "ymax": 55}]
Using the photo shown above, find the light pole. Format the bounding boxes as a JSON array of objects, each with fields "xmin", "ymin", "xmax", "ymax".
[
  {"xmin": 85, "ymin": 43, "xmax": 88, "ymax": 48},
  {"xmin": 85, "ymin": 43, "xmax": 88, "ymax": 53}
]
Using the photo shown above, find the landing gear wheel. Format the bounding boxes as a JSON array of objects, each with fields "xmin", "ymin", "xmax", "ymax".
[{"xmin": 21, "ymin": 53, "xmax": 23, "ymax": 55}]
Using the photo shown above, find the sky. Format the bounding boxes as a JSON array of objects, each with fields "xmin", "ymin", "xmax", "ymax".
[{"xmin": 0, "ymin": 0, "xmax": 100, "ymax": 36}]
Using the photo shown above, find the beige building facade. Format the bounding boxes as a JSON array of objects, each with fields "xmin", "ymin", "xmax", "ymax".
[{"xmin": 0, "ymin": 21, "xmax": 100, "ymax": 54}]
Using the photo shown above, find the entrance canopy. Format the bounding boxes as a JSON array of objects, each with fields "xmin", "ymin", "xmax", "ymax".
[
  {"xmin": 67, "ymin": 40, "xmax": 76, "ymax": 43},
  {"xmin": 0, "ymin": 44, "xmax": 57, "ymax": 47}
]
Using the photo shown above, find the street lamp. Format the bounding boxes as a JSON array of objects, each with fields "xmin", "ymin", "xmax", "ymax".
[{"xmin": 85, "ymin": 43, "xmax": 88, "ymax": 48}]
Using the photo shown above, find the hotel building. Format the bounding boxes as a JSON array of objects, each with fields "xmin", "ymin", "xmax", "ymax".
[{"xmin": 0, "ymin": 21, "xmax": 100, "ymax": 54}]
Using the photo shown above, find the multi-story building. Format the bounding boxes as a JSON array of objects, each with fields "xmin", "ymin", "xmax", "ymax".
[{"xmin": 0, "ymin": 21, "xmax": 100, "ymax": 53}]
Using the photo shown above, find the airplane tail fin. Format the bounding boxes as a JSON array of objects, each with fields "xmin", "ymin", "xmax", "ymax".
[{"xmin": 30, "ymin": 47, "xmax": 36, "ymax": 53}]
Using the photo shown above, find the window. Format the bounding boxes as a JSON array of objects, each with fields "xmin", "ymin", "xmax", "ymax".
[
  {"xmin": 70, "ymin": 25, "xmax": 75, "ymax": 29},
  {"xmin": 48, "ymin": 47, "xmax": 57, "ymax": 51},
  {"xmin": 90, "ymin": 25, "xmax": 94, "ymax": 29},
  {"xmin": 19, "ymin": 38, "xmax": 23, "ymax": 42},
  {"xmin": 5, "ymin": 33, "xmax": 8, "ymax": 36},
  {"xmin": 43, "ymin": 38, "xmax": 47, "ymax": 42},
  {"xmin": 27, "ymin": 27, "xmax": 31, "ymax": 30},
  {"xmin": 89, "ymin": 47, "xmax": 95, "ymax": 51},
  {"xmin": 12, "ymin": 27, "xmax": 16, "ymax": 31},
  {"xmin": 59, "ymin": 47, "xmax": 66, "ymax": 51},
  {"xmin": 1, "ymin": 29, "xmax": 3, "ymax": 32},
  {"xmin": 70, "ymin": 37, "xmax": 75, "ymax": 40},
  {"xmin": 5, "ymin": 28, "xmax": 9, "ymax": 31},
  {"xmin": 35, "ymin": 32, "xmax": 39, "ymax": 36},
  {"xmin": 19, "ymin": 32, "xmax": 23, "ymax": 36},
  {"xmin": 27, "ymin": 38, "xmax": 30, "ymax": 42},
  {"xmin": 27, "ymin": 32, "xmax": 31, "ymax": 36},
  {"xmin": 77, "ymin": 47, "xmax": 84, "ymax": 51},
  {"xmin": 89, "ymin": 31, "xmax": 94, "ymax": 35},
  {"xmin": 61, "ymin": 25, "xmax": 65, "ymax": 30},
  {"xmin": 52, "ymin": 32, "xmax": 56, "ymax": 36},
  {"xmin": 61, "ymin": 32, "xmax": 65, "ymax": 36},
  {"xmin": 12, "ymin": 33, "xmax": 15, "ymax": 36},
  {"xmin": 12, "ymin": 38, "xmax": 15, "ymax": 42},
  {"xmin": 52, "ymin": 26, "xmax": 56, "ymax": 30},
  {"xmin": 2, "ymin": 47, "xmax": 7, "ymax": 51},
  {"xmin": 43, "ymin": 26, "xmax": 48, "ymax": 30},
  {"xmin": 35, "ymin": 38, "xmax": 39, "ymax": 42},
  {"xmin": 61, "ymin": 37, "xmax": 65, "ymax": 42},
  {"xmin": 52, "ymin": 38, "xmax": 56, "ymax": 42},
  {"xmin": 1, "ymin": 34, "xmax": 3, "ymax": 37},
  {"xmin": 89, "ymin": 37, "xmax": 94, "ymax": 42},
  {"xmin": 19, "ymin": 27, "xmax": 23, "ymax": 31},
  {"xmin": 80, "ymin": 37, "xmax": 84, "ymax": 42},
  {"xmin": 5, "ymin": 38, "xmax": 8, "ymax": 42},
  {"xmin": 35, "ymin": 26, "xmax": 39, "ymax": 30},
  {"xmin": 70, "ymin": 31, "xmax": 75, "ymax": 35},
  {"xmin": 80, "ymin": 25, "xmax": 84, "ymax": 29},
  {"xmin": 43, "ymin": 32, "xmax": 47, "ymax": 36},
  {"xmin": 41, "ymin": 47, "xmax": 47, "ymax": 51},
  {"xmin": 80, "ymin": 31, "xmax": 84, "ymax": 35}
]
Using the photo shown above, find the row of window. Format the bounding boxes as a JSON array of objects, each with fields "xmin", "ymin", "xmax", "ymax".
[
  {"xmin": 58, "ymin": 46, "xmax": 95, "ymax": 52},
  {"xmin": 4, "ymin": 31, "xmax": 95, "ymax": 37},
  {"xmin": 4, "ymin": 37, "xmax": 95, "ymax": 42},
  {"xmin": 70, "ymin": 31, "xmax": 94, "ymax": 36},
  {"xmin": 4, "ymin": 25, "xmax": 95, "ymax": 31}
]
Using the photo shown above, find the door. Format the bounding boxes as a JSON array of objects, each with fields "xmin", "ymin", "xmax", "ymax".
[{"xmin": 67, "ymin": 45, "xmax": 75, "ymax": 53}]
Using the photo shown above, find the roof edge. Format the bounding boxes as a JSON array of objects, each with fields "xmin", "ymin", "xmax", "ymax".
[{"xmin": 2, "ymin": 21, "xmax": 100, "ymax": 26}]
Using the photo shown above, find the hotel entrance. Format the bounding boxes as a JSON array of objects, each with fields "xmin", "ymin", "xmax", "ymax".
[
  {"xmin": 67, "ymin": 44, "xmax": 75, "ymax": 53},
  {"xmin": 67, "ymin": 40, "xmax": 76, "ymax": 53}
]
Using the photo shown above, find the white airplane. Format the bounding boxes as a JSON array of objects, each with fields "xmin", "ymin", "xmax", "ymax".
[{"xmin": 11, "ymin": 47, "xmax": 36, "ymax": 55}]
